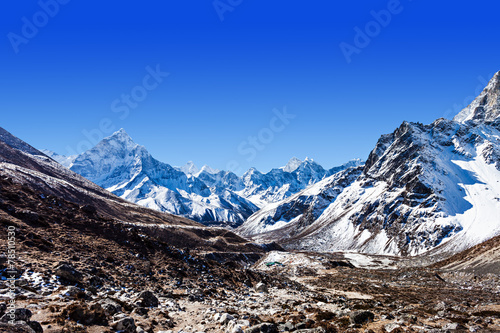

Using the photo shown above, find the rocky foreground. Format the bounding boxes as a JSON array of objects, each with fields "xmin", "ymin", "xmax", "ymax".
[{"xmin": 1, "ymin": 197, "xmax": 499, "ymax": 333}]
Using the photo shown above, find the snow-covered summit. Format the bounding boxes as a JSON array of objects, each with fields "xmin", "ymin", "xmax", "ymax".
[
  {"xmin": 282, "ymin": 157, "xmax": 302, "ymax": 172},
  {"xmin": 197, "ymin": 165, "xmax": 220, "ymax": 176},
  {"xmin": 178, "ymin": 161, "xmax": 200, "ymax": 176},
  {"xmin": 454, "ymin": 71, "xmax": 500, "ymax": 123}
]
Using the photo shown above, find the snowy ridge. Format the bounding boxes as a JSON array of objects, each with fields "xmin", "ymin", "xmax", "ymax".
[
  {"xmin": 238, "ymin": 165, "xmax": 364, "ymax": 237},
  {"xmin": 238, "ymin": 72, "xmax": 500, "ymax": 256},
  {"xmin": 47, "ymin": 133, "xmax": 361, "ymax": 227},
  {"xmin": 40, "ymin": 149, "xmax": 77, "ymax": 168},
  {"xmin": 67, "ymin": 129, "xmax": 258, "ymax": 227},
  {"xmin": 454, "ymin": 71, "xmax": 500, "ymax": 123},
  {"xmin": 238, "ymin": 158, "xmax": 363, "ymax": 208}
]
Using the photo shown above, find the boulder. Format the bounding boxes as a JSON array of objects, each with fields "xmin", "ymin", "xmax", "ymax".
[
  {"xmin": 0, "ymin": 308, "xmax": 32, "ymax": 322},
  {"xmin": 27, "ymin": 321, "xmax": 43, "ymax": 333},
  {"xmin": 244, "ymin": 322, "xmax": 278, "ymax": 333},
  {"xmin": 219, "ymin": 313, "xmax": 235, "ymax": 324},
  {"xmin": 135, "ymin": 290, "xmax": 159, "ymax": 308},
  {"xmin": 255, "ymin": 282, "xmax": 268, "ymax": 293},
  {"xmin": 111, "ymin": 316, "xmax": 136, "ymax": 333},
  {"xmin": 55, "ymin": 263, "xmax": 83, "ymax": 283},
  {"xmin": 0, "ymin": 322, "xmax": 36, "ymax": 333},
  {"xmin": 349, "ymin": 310, "xmax": 375, "ymax": 325}
]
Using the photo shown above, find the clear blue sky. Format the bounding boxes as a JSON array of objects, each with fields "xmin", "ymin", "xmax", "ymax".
[{"xmin": 1, "ymin": 1, "xmax": 500, "ymax": 174}]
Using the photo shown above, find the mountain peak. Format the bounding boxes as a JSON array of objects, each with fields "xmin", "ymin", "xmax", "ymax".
[
  {"xmin": 179, "ymin": 161, "xmax": 199, "ymax": 175},
  {"xmin": 282, "ymin": 157, "xmax": 303, "ymax": 172},
  {"xmin": 198, "ymin": 165, "xmax": 220, "ymax": 175},
  {"xmin": 109, "ymin": 128, "xmax": 133, "ymax": 141},
  {"xmin": 454, "ymin": 71, "xmax": 500, "ymax": 123}
]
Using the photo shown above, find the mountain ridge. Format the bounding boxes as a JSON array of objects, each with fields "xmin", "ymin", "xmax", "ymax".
[
  {"xmin": 43, "ymin": 131, "xmax": 362, "ymax": 227},
  {"xmin": 238, "ymin": 71, "xmax": 500, "ymax": 257}
]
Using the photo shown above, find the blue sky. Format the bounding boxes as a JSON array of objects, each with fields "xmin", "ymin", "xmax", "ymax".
[{"xmin": 1, "ymin": 1, "xmax": 500, "ymax": 174}]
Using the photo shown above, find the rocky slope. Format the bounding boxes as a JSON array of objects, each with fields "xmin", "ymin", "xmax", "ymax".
[{"xmin": 238, "ymin": 72, "xmax": 500, "ymax": 257}]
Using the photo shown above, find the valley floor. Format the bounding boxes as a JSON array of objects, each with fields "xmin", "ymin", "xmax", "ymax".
[{"xmin": 2, "ymin": 244, "xmax": 499, "ymax": 333}]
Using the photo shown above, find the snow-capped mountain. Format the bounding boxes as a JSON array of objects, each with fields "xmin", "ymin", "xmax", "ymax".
[
  {"xmin": 239, "ymin": 71, "xmax": 500, "ymax": 257},
  {"xmin": 176, "ymin": 161, "xmax": 199, "ymax": 176},
  {"xmin": 237, "ymin": 165, "xmax": 364, "ymax": 237},
  {"xmin": 281, "ymin": 157, "xmax": 303, "ymax": 172},
  {"xmin": 40, "ymin": 149, "xmax": 77, "ymax": 168},
  {"xmin": 67, "ymin": 129, "xmax": 258, "ymax": 227},
  {"xmin": 45, "ymin": 133, "xmax": 361, "ymax": 227},
  {"xmin": 237, "ymin": 157, "xmax": 363, "ymax": 207}
]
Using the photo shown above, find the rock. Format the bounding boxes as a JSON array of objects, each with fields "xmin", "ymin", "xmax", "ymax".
[
  {"xmin": 131, "ymin": 307, "xmax": 149, "ymax": 317},
  {"xmin": 61, "ymin": 286, "xmax": 83, "ymax": 299},
  {"xmin": 281, "ymin": 322, "xmax": 294, "ymax": 331},
  {"xmin": 0, "ymin": 303, "xmax": 6, "ymax": 317},
  {"xmin": 0, "ymin": 322, "xmax": 36, "ymax": 333},
  {"xmin": 55, "ymin": 263, "xmax": 83, "ymax": 283},
  {"xmin": 61, "ymin": 302, "xmax": 107, "ymax": 326},
  {"xmin": 100, "ymin": 299, "xmax": 122, "ymax": 316},
  {"xmin": 27, "ymin": 321, "xmax": 43, "ymax": 333},
  {"xmin": 295, "ymin": 328, "xmax": 326, "ymax": 333},
  {"xmin": 230, "ymin": 326, "xmax": 244, "ymax": 333},
  {"xmin": 384, "ymin": 322, "xmax": 401, "ymax": 332},
  {"xmin": 442, "ymin": 322, "xmax": 466, "ymax": 330},
  {"xmin": 434, "ymin": 301, "xmax": 447, "ymax": 311},
  {"xmin": 135, "ymin": 290, "xmax": 159, "ymax": 308},
  {"xmin": 349, "ymin": 310, "xmax": 375, "ymax": 325},
  {"xmin": 255, "ymin": 282, "xmax": 268, "ymax": 293},
  {"xmin": 0, "ymin": 308, "xmax": 32, "ymax": 322},
  {"xmin": 244, "ymin": 322, "xmax": 278, "ymax": 333},
  {"xmin": 112, "ymin": 316, "xmax": 136, "ymax": 333},
  {"xmin": 219, "ymin": 313, "xmax": 235, "ymax": 324}
]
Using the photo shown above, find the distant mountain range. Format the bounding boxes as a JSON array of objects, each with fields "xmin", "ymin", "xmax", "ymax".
[{"xmin": 43, "ymin": 133, "xmax": 362, "ymax": 227}]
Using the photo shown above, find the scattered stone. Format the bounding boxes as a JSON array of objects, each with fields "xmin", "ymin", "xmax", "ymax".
[
  {"xmin": 349, "ymin": 310, "xmax": 375, "ymax": 325},
  {"xmin": 255, "ymin": 282, "xmax": 269, "ymax": 293},
  {"xmin": 244, "ymin": 322, "xmax": 278, "ymax": 333},
  {"xmin": 27, "ymin": 321, "xmax": 43, "ymax": 333},
  {"xmin": 111, "ymin": 316, "xmax": 136, "ymax": 333},
  {"xmin": 100, "ymin": 298, "xmax": 122, "ymax": 316},
  {"xmin": 60, "ymin": 302, "xmax": 107, "ymax": 326},
  {"xmin": 384, "ymin": 322, "xmax": 401, "ymax": 332},
  {"xmin": 61, "ymin": 286, "xmax": 83, "ymax": 299},
  {"xmin": 131, "ymin": 307, "xmax": 149, "ymax": 317},
  {"xmin": 219, "ymin": 313, "xmax": 235, "ymax": 324},
  {"xmin": 281, "ymin": 322, "xmax": 294, "ymax": 331},
  {"xmin": 442, "ymin": 322, "xmax": 466, "ymax": 330},
  {"xmin": 135, "ymin": 290, "xmax": 159, "ymax": 308},
  {"xmin": 0, "ymin": 308, "xmax": 32, "ymax": 322},
  {"xmin": 0, "ymin": 322, "xmax": 36, "ymax": 333},
  {"xmin": 55, "ymin": 263, "xmax": 83, "ymax": 283}
]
